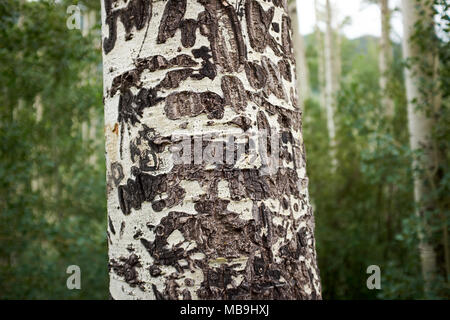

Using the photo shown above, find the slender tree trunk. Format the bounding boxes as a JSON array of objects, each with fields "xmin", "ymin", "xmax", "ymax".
[
  {"xmin": 333, "ymin": 23, "xmax": 341, "ymax": 93},
  {"xmin": 102, "ymin": 0, "xmax": 321, "ymax": 300},
  {"xmin": 379, "ymin": 0, "xmax": 394, "ymax": 118},
  {"xmin": 289, "ymin": 0, "xmax": 310, "ymax": 108},
  {"xmin": 324, "ymin": 0, "xmax": 337, "ymax": 167},
  {"xmin": 315, "ymin": 0, "xmax": 326, "ymax": 111},
  {"xmin": 401, "ymin": 0, "xmax": 438, "ymax": 294}
]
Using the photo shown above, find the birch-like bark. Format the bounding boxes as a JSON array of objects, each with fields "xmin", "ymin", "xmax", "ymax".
[
  {"xmin": 289, "ymin": 0, "xmax": 310, "ymax": 108},
  {"xmin": 401, "ymin": 0, "xmax": 438, "ymax": 293},
  {"xmin": 102, "ymin": 0, "xmax": 321, "ymax": 300},
  {"xmin": 379, "ymin": 0, "xmax": 394, "ymax": 118},
  {"xmin": 324, "ymin": 0, "xmax": 337, "ymax": 166},
  {"xmin": 315, "ymin": 0, "xmax": 326, "ymax": 111}
]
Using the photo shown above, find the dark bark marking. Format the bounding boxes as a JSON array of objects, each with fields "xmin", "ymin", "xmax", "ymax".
[
  {"xmin": 109, "ymin": 254, "xmax": 144, "ymax": 290},
  {"xmin": 262, "ymin": 56, "xmax": 287, "ymax": 101},
  {"xmin": 221, "ymin": 75, "xmax": 247, "ymax": 113},
  {"xmin": 157, "ymin": 0, "xmax": 187, "ymax": 44},
  {"xmin": 180, "ymin": 19, "xmax": 198, "ymax": 48},
  {"xmin": 281, "ymin": 15, "xmax": 293, "ymax": 58},
  {"xmin": 103, "ymin": 0, "xmax": 152, "ymax": 54},
  {"xmin": 244, "ymin": 61, "xmax": 267, "ymax": 90},
  {"xmin": 164, "ymin": 91, "xmax": 224, "ymax": 120},
  {"xmin": 278, "ymin": 59, "xmax": 292, "ymax": 82},
  {"xmin": 199, "ymin": 0, "xmax": 246, "ymax": 73}
]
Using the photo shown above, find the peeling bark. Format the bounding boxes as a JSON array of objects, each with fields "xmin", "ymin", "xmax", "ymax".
[{"xmin": 102, "ymin": 0, "xmax": 321, "ymax": 300}]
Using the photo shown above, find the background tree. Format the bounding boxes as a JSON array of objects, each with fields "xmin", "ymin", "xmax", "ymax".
[{"xmin": 289, "ymin": 0, "xmax": 310, "ymax": 108}]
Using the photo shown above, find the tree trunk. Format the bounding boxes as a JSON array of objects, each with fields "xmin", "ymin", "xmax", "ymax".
[
  {"xmin": 324, "ymin": 0, "xmax": 337, "ymax": 167},
  {"xmin": 288, "ymin": 0, "xmax": 310, "ymax": 108},
  {"xmin": 102, "ymin": 0, "xmax": 321, "ymax": 300},
  {"xmin": 379, "ymin": 0, "xmax": 394, "ymax": 118},
  {"xmin": 315, "ymin": 0, "xmax": 326, "ymax": 111},
  {"xmin": 401, "ymin": 0, "xmax": 438, "ymax": 294}
]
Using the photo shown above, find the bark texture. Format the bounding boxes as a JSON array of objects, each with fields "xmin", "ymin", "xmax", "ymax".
[
  {"xmin": 288, "ymin": 0, "xmax": 309, "ymax": 108},
  {"xmin": 401, "ymin": 0, "xmax": 438, "ymax": 292},
  {"xmin": 324, "ymin": 0, "xmax": 337, "ymax": 166},
  {"xmin": 102, "ymin": 0, "xmax": 321, "ymax": 300}
]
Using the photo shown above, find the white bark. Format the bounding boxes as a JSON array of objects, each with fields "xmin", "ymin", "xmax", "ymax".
[
  {"xmin": 324, "ymin": 0, "xmax": 337, "ymax": 167},
  {"xmin": 401, "ymin": 0, "xmax": 438, "ymax": 292},
  {"xmin": 315, "ymin": 0, "xmax": 326, "ymax": 111},
  {"xmin": 379, "ymin": 0, "xmax": 394, "ymax": 118},
  {"xmin": 102, "ymin": 0, "xmax": 321, "ymax": 300},
  {"xmin": 289, "ymin": 0, "xmax": 310, "ymax": 109}
]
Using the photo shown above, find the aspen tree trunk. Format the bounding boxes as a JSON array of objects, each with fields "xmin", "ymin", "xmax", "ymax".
[
  {"xmin": 379, "ymin": 0, "xmax": 394, "ymax": 118},
  {"xmin": 315, "ymin": 0, "xmax": 326, "ymax": 111},
  {"xmin": 288, "ymin": 0, "xmax": 310, "ymax": 108},
  {"xmin": 333, "ymin": 22, "xmax": 341, "ymax": 93},
  {"xmin": 324, "ymin": 0, "xmax": 337, "ymax": 166},
  {"xmin": 102, "ymin": 0, "xmax": 321, "ymax": 300},
  {"xmin": 401, "ymin": 0, "xmax": 438, "ymax": 293}
]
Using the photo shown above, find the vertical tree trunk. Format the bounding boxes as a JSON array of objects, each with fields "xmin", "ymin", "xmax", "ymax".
[
  {"xmin": 102, "ymin": 0, "xmax": 321, "ymax": 300},
  {"xmin": 333, "ymin": 22, "xmax": 341, "ymax": 93},
  {"xmin": 401, "ymin": 0, "xmax": 438, "ymax": 293},
  {"xmin": 324, "ymin": 0, "xmax": 337, "ymax": 166},
  {"xmin": 288, "ymin": 0, "xmax": 310, "ymax": 108},
  {"xmin": 379, "ymin": 0, "xmax": 394, "ymax": 118},
  {"xmin": 315, "ymin": 0, "xmax": 326, "ymax": 111}
]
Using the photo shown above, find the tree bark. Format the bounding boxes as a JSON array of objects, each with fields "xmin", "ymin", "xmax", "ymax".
[
  {"xmin": 288, "ymin": 0, "xmax": 310, "ymax": 108},
  {"xmin": 102, "ymin": 0, "xmax": 321, "ymax": 300},
  {"xmin": 401, "ymin": 0, "xmax": 438, "ymax": 293},
  {"xmin": 324, "ymin": 0, "xmax": 337, "ymax": 167},
  {"xmin": 315, "ymin": 0, "xmax": 326, "ymax": 111},
  {"xmin": 379, "ymin": 0, "xmax": 394, "ymax": 118}
]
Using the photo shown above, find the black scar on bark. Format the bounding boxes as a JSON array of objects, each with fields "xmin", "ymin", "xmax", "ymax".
[
  {"xmin": 245, "ymin": 0, "xmax": 281, "ymax": 56},
  {"xmin": 152, "ymin": 284, "xmax": 166, "ymax": 300},
  {"xmin": 110, "ymin": 54, "xmax": 199, "ymax": 97},
  {"xmin": 221, "ymin": 75, "xmax": 247, "ymax": 113},
  {"xmin": 157, "ymin": 0, "xmax": 187, "ymax": 44},
  {"xmin": 244, "ymin": 61, "xmax": 267, "ymax": 90},
  {"xmin": 262, "ymin": 56, "xmax": 287, "ymax": 101},
  {"xmin": 117, "ymin": 171, "xmax": 167, "ymax": 215},
  {"xmin": 108, "ymin": 217, "xmax": 116, "ymax": 235},
  {"xmin": 109, "ymin": 254, "xmax": 144, "ymax": 290},
  {"xmin": 191, "ymin": 46, "xmax": 217, "ymax": 80},
  {"xmin": 198, "ymin": 0, "xmax": 246, "ymax": 73},
  {"xmin": 180, "ymin": 19, "xmax": 198, "ymax": 48},
  {"xmin": 103, "ymin": 0, "xmax": 152, "ymax": 54},
  {"xmin": 118, "ymin": 88, "xmax": 163, "ymax": 126},
  {"xmin": 272, "ymin": 22, "xmax": 280, "ymax": 33},
  {"xmin": 278, "ymin": 59, "xmax": 292, "ymax": 82},
  {"xmin": 164, "ymin": 91, "xmax": 224, "ymax": 120},
  {"xmin": 157, "ymin": 68, "xmax": 194, "ymax": 90}
]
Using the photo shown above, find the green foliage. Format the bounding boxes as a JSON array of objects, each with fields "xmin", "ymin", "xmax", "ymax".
[
  {"xmin": 0, "ymin": 0, "xmax": 107, "ymax": 299},
  {"xmin": 304, "ymin": 1, "xmax": 449, "ymax": 299}
]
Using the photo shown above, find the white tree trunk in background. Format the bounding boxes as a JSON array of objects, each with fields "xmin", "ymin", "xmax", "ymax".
[
  {"xmin": 102, "ymin": 0, "xmax": 321, "ymax": 300},
  {"xmin": 324, "ymin": 0, "xmax": 337, "ymax": 167},
  {"xmin": 379, "ymin": 0, "xmax": 394, "ymax": 118},
  {"xmin": 401, "ymin": 0, "xmax": 438, "ymax": 293},
  {"xmin": 315, "ymin": 0, "xmax": 326, "ymax": 111},
  {"xmin": 333, "ymin": 23, "xmax": 341, "ymax": 93},
  {"xmin": 289, "ymin": 0, "xmax": 310, "ymax": 108}
]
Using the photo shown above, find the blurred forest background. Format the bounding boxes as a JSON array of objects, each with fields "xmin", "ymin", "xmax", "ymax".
[{"xmin": 0, "ymin": 0, "xmax": 448, "ymax": 299}]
